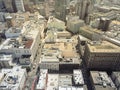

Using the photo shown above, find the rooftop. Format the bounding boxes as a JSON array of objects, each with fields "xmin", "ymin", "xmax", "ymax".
[
  {"xmin": 59, "ymin": 74, "xmax": 72, "ymax": 87},
  {"xmin": 80, "ymin": 26, "xmax": 102, "ymax": 35},
  {"xmin": 46, "ymin": 74, "xmax": 59, "ymax": 90},
  {"xmin": 0, "ymin": 66, "xmax": 26, "ymax": 90},
  {"xmin": 6, "ymin": 27, "xmax": 22, "ymax": 33},
  {"xmin": 36, "ymin": 69, "xmax": 48, "ymax": 90},
  {"xmin": 47, "ymin": 16, "xmax": 66, "ymax": 30},
  {"xmin": 0, "ymin": 54, "xmax": 13, "ymax": 61},
  {"xmin": 73, "ymin": 69, "xmax": 84, "ymax": 85},
  {"xmin": 22, "ymin": 20, "xmax": 42, "ymax": 40},
  {"xmin": 78, "ymin": 35, "xmax": 90, "ymax": 41},
  {"xmin": 43, "ymin": 42, "xmax": 76, "ymax": 58},
  {"xmin": 87, "ymin": 41, "xmax": 120, "ymax": 53},
  {"xmin": 58, "ymin": 87, "xmax": 85, "ymax": 90},
  {"xmin": 38, "ymin": 69, "xmax": 86, "ymax": 90},
  {"xmin": 0, "ymin": 38, "xmax": 33, "ymax": 50},
  {"xmin": 90, "ymin": 71, "xmax": 116, "ymax": 90},
  {"xmin": 41, "ymin": 55, "xmax": 59, "ymax": 63}
]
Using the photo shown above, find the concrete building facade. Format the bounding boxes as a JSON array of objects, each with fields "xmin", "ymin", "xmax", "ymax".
[
  {"xmin": 14, "ymin": 0, "xmax": 25, "ymax": 12},
  {"xmin": 84, "ymin": 41, "xmax": 120, "ymax": 70},
  {"xmin": 0, "ymin": 66, "xmax": 27, "ymax": 90}
]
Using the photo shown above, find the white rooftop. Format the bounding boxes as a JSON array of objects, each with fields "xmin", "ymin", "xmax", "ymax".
[
  {"xmin": 73, "ymin": 69, "xmax": 84, "ymax": 85},
  {"xmin": 46, "ymin": 74, "xmax": 59, "ymax": 90},
  {"xmin": 0, "ymin": 66, "xmax": 27, "ymax": 90},
  {"xmin": 90, "ymin": 71, "xmax": 116, "ymax": 88},
  {"xmin": 22, "ymin": 20, "xmax": 40, "ymax": 40},
  {"xmin": 0, "ymin": 54, "xmax": 13, "ymax": 61},
  {"xmin": 36, "ymin": 69, "xmax": 48, "ymax": 90},
  {"xmin": 40, "ymin": 55, "xmax": 59, "ymax": 63},
  {"xmin": 59, "ymin": 86, "xmax": 84, "ymax": 90}
]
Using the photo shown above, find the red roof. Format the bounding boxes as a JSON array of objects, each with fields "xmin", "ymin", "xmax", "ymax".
[{"xmin": 25, "ymin": 39, "xmax": 33, "ymax": 48}]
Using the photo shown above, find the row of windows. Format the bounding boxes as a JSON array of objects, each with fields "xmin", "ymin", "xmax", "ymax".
[{"xmin": 15, "ymin": 50, "xmax": 29, "ymax": 54}]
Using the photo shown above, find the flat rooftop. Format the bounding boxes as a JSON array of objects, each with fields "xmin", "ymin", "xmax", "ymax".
[
  {"xmin": 41, "ymin": 55, "xmax": 59, "ymax": 63},
  {"xmin": 0, "ymin": 66, "xmax": 26, "ymax": 90},
  {"xmin": 6, "ymin": 27, "xmax": 22, "ymax": 33},
  {"xmin": 58, "ymin": 87, "xmax": 85, "ymax": 90},
  {"xmin": 80, "ymin": 26, "xmax": 102, "ymax": 35},
  {"xmin": 43, "ymin": 42, "xmax": 77, "ymax": 58},
  {"xmin": 0, "ymin": 54, "xmax": 13, "ymax": 61},
  {"xmin": 59, "ymin": 74, "xmax": 72, "ymax": 87},
  {"xmin": 87, "ymin": 41, "xmax": 120, "ymax": 53},
  {"xmin": 90, "ymin": 71, "xmax": 116, "ymax": 90},
  {"xmin": 73, "ymin": 69, "xmax": 84, "ymax": 85},
  {"xmin": 111, "ymin": 20, "xmax": 120, "ymax": 25},
  {"xmin": 46, "ymin": 74, "xmax": 59, "ymax": 90},
  {"xmin": 0, "ymin": 38, "xmax": 33, "ymax": 50},
  {"xmin": 36, "ymin": 69, "xmax": 48, "ymax": 90},
  {"xmin": 47, "ymin": 16, "xmax": 66, "ymax": 30},
  {"xmin": 22, "ymin": 20, "xmax": 42, "ymax": 40}
]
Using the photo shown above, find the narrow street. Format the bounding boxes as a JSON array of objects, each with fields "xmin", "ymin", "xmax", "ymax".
[{"xmin": 24, "ymin": 40, "xmax": 43, "ymax": 90}]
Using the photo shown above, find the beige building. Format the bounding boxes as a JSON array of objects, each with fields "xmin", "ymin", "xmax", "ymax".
[
  {"xmin": 84, "ymin": 41, "xmax": 120, "ymax": 70},
  {"xmin": 79, "ymin": 26, "xmax": 102, "ymax": 40},
  {"xmin": 67, "ymin": 15, "xmax": 85, "ymax": 34}
]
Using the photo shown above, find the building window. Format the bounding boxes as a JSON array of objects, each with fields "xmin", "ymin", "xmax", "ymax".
[{"xmin": 16, "ymin": 50, "xmax": 20, "ymax": 53}]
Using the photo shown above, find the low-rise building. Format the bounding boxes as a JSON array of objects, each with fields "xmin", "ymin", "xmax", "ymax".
[
  {"xmin": 36, "ymin": 69, "xmax": 48, "ymax": 90},
  {"xmin": 111, "ymin": 72, "xmax": 120, "ymax": 90},
  {"xmin": 0, "ymin": 20, "xmax": 45, "ymax": 66},
  {"xmin": 47, "ymin": 16, "xmax": 66, "ymax": 31},
  {"xmin": 5, "ymin": 27, "xmax": 22, "ymax": 38},
  {"xmin": 46, "ymin": 74, "xmax": 59, "ymax": 90},
  {"xmin": 59, "ymin": 70, "xmax": 87, "ymax": 90},
  {"xmin": 90, "ymin": 71, "xmax": 116, "ymax": 90},
  {"xmin": 59, "ymin": 74, "xmax": 72, "ymax": 87},
  {"xmin": 0, "ymin": 54, "xmax": 15, "ymax": 68},
  {"xmin": 40, "ymin": 42, "xmax": 80, "ymax": 73},
  {"xmin": 73, "ymin": 69, "xmax": 84, "ymax": 86},
  {"xmin": 36, "ymin": 69, "xmax": 87, "ymax": 90},
  {"xmin": 59, "ymin": 58, "xmax": 80, "ymax": 73},
  {"xmin": 0, "ymin": 66, "xmax": 27, "ymax": 90},
  {"xmin": 40, "ymin": 53, "xmax": 59, "ymax": 72}
]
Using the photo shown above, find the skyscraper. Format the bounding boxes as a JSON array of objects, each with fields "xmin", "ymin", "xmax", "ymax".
[
  {"xmin": 3, "ymin": 0, "xmax": 14, "ymax": 12},
  {"xmin": 55, "ymin": 0, "xmax": 71, "ymax": 21},
  {"xmin": 14, "ymin": 0, "xmax": 25, "ymax": 12}
]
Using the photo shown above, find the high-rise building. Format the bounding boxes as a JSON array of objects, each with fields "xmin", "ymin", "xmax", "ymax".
[
  {"xmin": 76, "ymin": 0, "xmax": 93, "ymax": 22},
  {"xmin": 14, "ymin": 0, "xmax": 25, "ymax": 12},
  {"xmin": 3, "ymin": 0, "xmax": 14, "ymax": 12},
  {"xmin": 55, "ymin": 0, "xmax": 71, "ymax": 21},
  {"xmin": 84, "ymin": 41, "xmax": 120, "ymax": 70},
  {"xmin": 44, "ymin": 0, "xmax": 55, "ymax": 17},
  {"xmin": 0, "ymin": 0, "xmax": 5, "ymax": 12}
]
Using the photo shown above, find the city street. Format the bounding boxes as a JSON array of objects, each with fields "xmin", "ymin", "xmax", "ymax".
[{"xmin": 24, "ymin": 39, "xmax": 43, "ymax": 90}]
